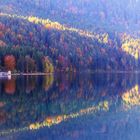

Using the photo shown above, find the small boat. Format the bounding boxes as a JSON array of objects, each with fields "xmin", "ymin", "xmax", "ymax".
[{"xmin": 0, "ymin": 71, "xmax": 11, "ymax": 79}]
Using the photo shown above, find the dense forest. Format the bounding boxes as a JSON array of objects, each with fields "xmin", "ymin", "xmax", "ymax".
[
  {"xmin": 0, "ymin": 0, "xmax": 140, "ymax": 72},
  {"xmin": 1, "ymin": 0, "xmax": 140, "ymax": 31}
]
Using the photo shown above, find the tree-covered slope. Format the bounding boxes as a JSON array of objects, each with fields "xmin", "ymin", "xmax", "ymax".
[
  {"xmin": 0, "ymin": 0, "xmax": 140, "ymax": 31},
  {"xmin": 0, "ymin": 14, "xmax": 138, "ymax": 72}
]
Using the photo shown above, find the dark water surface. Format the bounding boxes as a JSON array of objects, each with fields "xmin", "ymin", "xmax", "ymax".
[{"xmin": 0, "ymin": 73, "xmax": 140, "ymax": 140}]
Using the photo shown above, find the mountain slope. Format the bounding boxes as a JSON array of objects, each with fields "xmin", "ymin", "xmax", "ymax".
[
  {"xmin": 0, "ymin": 14, "xmax": 138, "ymax": 72},
  {"xmin": 0, "ymin": 0, "xmax": 140, "ymax": 31}
]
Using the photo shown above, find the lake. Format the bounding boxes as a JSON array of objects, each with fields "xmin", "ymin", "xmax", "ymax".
[{"xmin": 0, "ymin": 73, "xmax": 140, "ymax": 140}]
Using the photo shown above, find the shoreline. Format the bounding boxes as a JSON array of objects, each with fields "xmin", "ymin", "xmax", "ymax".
[
  {"xmin": 12, "ymin": 73, "xmax": 54, "ymax": 76},
  {"xmin": 11, "ymin": 71, "xmax": 140, "ymax": 76}
]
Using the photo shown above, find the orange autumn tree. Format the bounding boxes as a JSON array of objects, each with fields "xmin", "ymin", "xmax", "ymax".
[{"xmin": 4, "ymin": 55, "xmax": 16, "ymax": 71}]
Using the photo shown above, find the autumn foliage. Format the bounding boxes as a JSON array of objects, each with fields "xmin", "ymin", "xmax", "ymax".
[
  {"xmin": 4, "ymin": 55, "xmax": 16, "ymax": 71},
  {"xmin": 0, "ymin": 14, "xmax": 139, "ymax": 72},
  {"xmin": 4, "ymin": 79, "xmax": 16, "ymax": 95}
]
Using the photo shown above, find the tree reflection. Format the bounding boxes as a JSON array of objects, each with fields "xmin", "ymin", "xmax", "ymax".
[
  {"xmin": 43, "ymin": 74, "xmax": 54, "ymax": 91},
  {"xmin": 0, "ymin": 73, "xmax": 140, "ymax": 136},
  {"xmin": 0, "ymin": 110, "xmax": 7, "ymax": 124},
  {"xmin": 25, "ymin": 76, "xmax": 36, "ymax": 93},
  {"xmin": 122, "ymin": 84, "xmax": 140, "ymax": 108},
  {"xmin": 4, "ymin": 78, "xmax": 16, "ymax": 95}
]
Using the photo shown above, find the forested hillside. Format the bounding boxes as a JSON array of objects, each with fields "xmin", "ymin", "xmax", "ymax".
[
  {"xmin": 0, "ymin": 14, "xmax": 139, "ymax": 72},
  {"xmin": 0, "ymin": 0, "xmax": 140, "ymax": 72},
  {"xmin": 1, "ymin": 0, "xmax": 140, "ymax": 31}
]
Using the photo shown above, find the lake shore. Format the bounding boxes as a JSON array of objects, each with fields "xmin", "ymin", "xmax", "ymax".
[
  {"xmin": 11, "ymin": 70, "xmax": 140, "ymax": 76},
  {"xmin": 12, "ymin": 73, "xmax": 54, "ymax": 76}
]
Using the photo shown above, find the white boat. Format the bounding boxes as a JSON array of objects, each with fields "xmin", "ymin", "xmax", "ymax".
[{"xmin": 0, "ymin": 71, "xmax": 11, "ymax": 79}]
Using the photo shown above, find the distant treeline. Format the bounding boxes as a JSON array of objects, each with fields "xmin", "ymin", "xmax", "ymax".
[{"xmin": 1, "ymin": 0, "xmax": 140, "ymax": 31}]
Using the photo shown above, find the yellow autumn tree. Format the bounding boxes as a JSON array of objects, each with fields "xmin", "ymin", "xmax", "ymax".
[{"xmin": 43, "ymin": 57, "xmax": 54, "ymax": 73}]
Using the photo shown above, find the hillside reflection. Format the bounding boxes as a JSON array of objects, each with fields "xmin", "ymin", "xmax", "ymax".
[{"xmin": 0, "ymin": 73, "xmax": 140, "ymax": 139}]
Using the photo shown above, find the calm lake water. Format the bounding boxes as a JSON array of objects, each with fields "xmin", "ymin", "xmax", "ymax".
[{"xmin": 0, "ymin": 73, "xmax": 140, "ymax": 140}]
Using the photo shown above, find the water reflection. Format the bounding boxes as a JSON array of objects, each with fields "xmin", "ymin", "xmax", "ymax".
[
  {"xmin": 4, "ymin": 78, "xmax": 16, "ymax": 95},
  {"xmin": 0, "ymin": 73, "xmax": 140, "ymax": 139}
]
